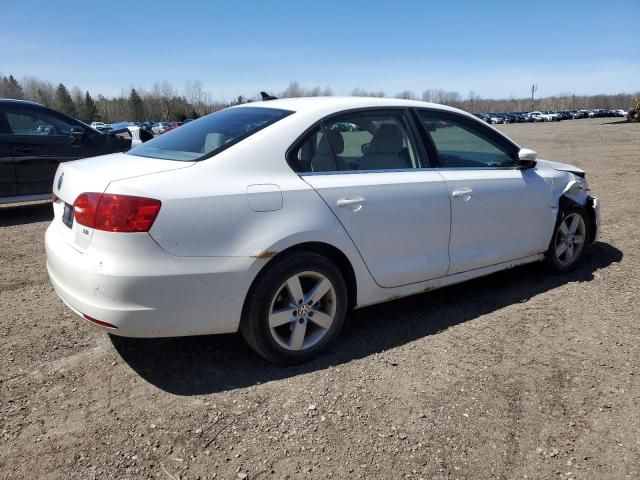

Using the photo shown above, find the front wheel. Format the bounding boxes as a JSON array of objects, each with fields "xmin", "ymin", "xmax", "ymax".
[
  {"xmin": 240, "ymin": 252, "xmax": 348, "ymax": 364},
  {"xmin": 545, "ymin": 204, "xmax": 590, "ymax": 273},
  {"xmin": 628, "ymin": 109, "xmax": 640, "ymax": 122}
]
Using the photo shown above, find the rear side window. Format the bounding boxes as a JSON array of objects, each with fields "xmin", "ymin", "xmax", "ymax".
[
  {"xmin": 291, "ymin": 110, "xmax": 422, "ymax": 173},
  {"xmin": 129, "ymin": 107, "xmax": 292, "ymax": 162}
]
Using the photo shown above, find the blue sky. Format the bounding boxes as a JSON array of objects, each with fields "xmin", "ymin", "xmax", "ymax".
[{"xmin": 1, "ymin": 0, "xmax": 638, "ymax": 100}]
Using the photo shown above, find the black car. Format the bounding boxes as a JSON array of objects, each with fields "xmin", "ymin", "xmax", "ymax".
[
  {"xmin": 0, "ymin": 99, "xmax": 132, "ymax": 203},
  {"xmin": 137, "ymin": 121, "xmax": 155, "ymax": 132}
]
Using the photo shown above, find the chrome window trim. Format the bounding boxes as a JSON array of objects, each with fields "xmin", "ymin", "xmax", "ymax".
[{"xmin": 299, "ymin": 167, "xmax": 434, "ymax": 176}]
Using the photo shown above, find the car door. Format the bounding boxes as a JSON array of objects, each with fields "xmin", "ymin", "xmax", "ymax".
[
  {"xmin": 0, "ymin": 110, "xmax": 18, "ymax": 199},
  {"xmin": 415, "ymin": 109, "xmax": 552, "ymax": 275},
  {"xmin": 291, "ymin": 108, "xmax": 451, "ymax": 288},
  {"xmin": 3, "ymin": 104, "xmax": 85, "ymax": 196}
]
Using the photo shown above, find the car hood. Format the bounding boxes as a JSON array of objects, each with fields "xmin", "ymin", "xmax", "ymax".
[{"xmin": 538, "ymin": 159, "xmax": 585, "ymax": 177}]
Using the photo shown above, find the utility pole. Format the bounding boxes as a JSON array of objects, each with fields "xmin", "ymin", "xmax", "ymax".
[{"xmin": 530, "ymin": 84, "xmax": 538, "ymax": 111}]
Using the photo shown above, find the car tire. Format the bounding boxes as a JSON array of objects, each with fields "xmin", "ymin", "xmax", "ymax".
[
  {"xmin": 545, "ymin": 202, "xmax": 591, "ymax": 273},
  {"xmin": 240, "ymin": 252, "xmax": 348, "ymax": 364}
]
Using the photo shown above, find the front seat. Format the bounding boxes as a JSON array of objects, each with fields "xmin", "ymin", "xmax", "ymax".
[
  {"xmin": 359, "ymin": 124, "xmax": 410, "ymax": 170},
  {"xmin": 310, "ymin": 129, "xmax": 346, "ymax": 172}
]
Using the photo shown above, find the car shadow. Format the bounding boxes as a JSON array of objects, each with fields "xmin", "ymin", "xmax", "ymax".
[
  {"xmin": 111, "ymin": 241, "xmax": 622, "ymax": 396},
  {"xmin": 602, "ymin": 120, "xmax": 633, "ymax": 125},
  {"xmin": 0, "ymin": 202, "xmax": 53, "ymax": 227}
]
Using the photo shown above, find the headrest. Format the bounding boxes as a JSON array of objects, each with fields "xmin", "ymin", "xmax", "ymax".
[
  {"xmin": 204, "ymin": 132, "xmax": 230, "ymax": 153},
  {"xmin": 368, "ymin": 124, "xmax": 403, "ymax": 153},
  {"xmin": 319, "ymin": 129, "xmax": 344, "ymax": 155}
]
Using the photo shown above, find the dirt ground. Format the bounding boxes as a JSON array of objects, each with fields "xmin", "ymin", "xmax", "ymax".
[{"xmin": 1, "ymin": 118, "xmax": 639, "ymax": 480}]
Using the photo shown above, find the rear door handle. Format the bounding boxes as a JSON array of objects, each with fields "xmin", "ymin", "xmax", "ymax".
[
  {"xmin": 337, "ymin": 196, "xmax": 366, "ymax": 208},
  {"xmin": 452, "ymin": 188, "xmax": 473, "ymax": 198}
]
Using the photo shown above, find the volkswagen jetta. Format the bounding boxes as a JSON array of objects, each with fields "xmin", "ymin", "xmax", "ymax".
[{"xmin": 45, "ymin": 97, "xmax": 600, "ymax": 364}]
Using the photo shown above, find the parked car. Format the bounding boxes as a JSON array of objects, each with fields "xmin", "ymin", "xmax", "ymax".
[
  {"xmin": 151, "ymin": 122, "xmax": 170, "ymax": 134},
  {"xmin": 164, "ymin": 121, "xmax": 183, "ymax": 132},
  {"xmin": 45, "ymin": 97, "xmax": 600, "ymax": 364},
  {"xmin": 104, "ymin": 122, "xmax": 154, "ymax": 147},
  {"xmin": 518, "ymin": 112, "xmax": 536, "ymax": 123},
  {"xmin": 90, "ymin": 121, "xmax": 108, "ymax": 131},
  {"xmin": 138, "ymin": 121, "xmax": 155, "ymax": 132},
  {"xmin": 506, "ymin": 113, "xmax": 522, "ymax": 123},
  {"xmin": 488, "ymin": 113, "xmax": 504, "ymax": 124},
  {"xmin": 528, "ymin": 111, "xmax": 550, "ymax": 122},
  {"xmin": 543, "ymin": 111, "xmax": 561, "ymax": 121},
  {"xmin": 588, "ymin": 109, "xmax": 610, "ymax": 118},
  {"xmin": 330, "ymin": 121, "xmax": 358, "ymax": 132},
  {"xmin": 0, "ymin": 99, "xmax": 133, "ymax": 204}
]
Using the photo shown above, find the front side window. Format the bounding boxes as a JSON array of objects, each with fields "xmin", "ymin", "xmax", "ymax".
[
  {"xmin": 292, "ymin": 110, "xmax": 422, "ymax": 173},
  {"xmin": 4, "ymin": 107, "xmax": 73, "ymax": 136},
  {"xmin": 418, "ymin": 110, "xmax": 516, "ymax": 168},
  {"xmin": 129, "ymin": 107, "xmax": 292, "ymax": 162}
]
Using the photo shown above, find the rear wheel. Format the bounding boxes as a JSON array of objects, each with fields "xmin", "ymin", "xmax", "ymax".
[
  {"xmin": 628, "ymin": 109, "xmax": 640, "ymax": 122},
  {"xmin": 240, "ymin": 252, "xmax": 348, "ymax": 364},
  {"xmin": 545, "ymin": 204, "xmax": 590, "ymax": 273}
]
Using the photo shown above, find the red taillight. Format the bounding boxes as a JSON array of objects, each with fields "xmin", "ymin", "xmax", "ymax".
[
  {"xmin": 73, "ymin": 192, "xmax": 101, "ymax": 227},
  {"xmin": 73, "ymin": 193, "xmax": 161, "ymax": 233}
]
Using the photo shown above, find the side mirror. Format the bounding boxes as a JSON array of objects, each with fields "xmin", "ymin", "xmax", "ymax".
[
  {"xmin": 70, "ymin": 126, "xmax": 85, "ymax": 140},
  {"xmin": 361, "ymin": 142, "xmax": 370, "ymax": 155},
  {"xmin": 517, "ymin": 148, "xmax": 537, "ymax": 169}
]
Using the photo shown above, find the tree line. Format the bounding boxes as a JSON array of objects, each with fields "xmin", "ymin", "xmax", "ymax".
[{"xmin": 1, "ymin": 74, "xmax": 637, "ymax": 124}]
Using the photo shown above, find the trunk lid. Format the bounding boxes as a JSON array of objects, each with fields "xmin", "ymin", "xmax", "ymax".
[{"xmin": 51, "ymin": 152, "xmax": 192, "ymax": 251}]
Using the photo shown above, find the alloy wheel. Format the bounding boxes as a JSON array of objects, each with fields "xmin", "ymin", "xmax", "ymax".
[
  {"xmin": 268, "ymin": 271, "xmax": 337, "ymax": 351},
  {"xmin": 555, "ymin": 213, "xmax": 586, "ymax": 266}
]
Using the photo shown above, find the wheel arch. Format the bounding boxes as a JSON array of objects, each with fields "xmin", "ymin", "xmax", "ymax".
[
  {"xmin": 557, "ymin": 194, "xmax": 597, "ymax": 244},
  {"xmin": 247, "ymin": 241, "xmax": 358, "ymax": 311}
]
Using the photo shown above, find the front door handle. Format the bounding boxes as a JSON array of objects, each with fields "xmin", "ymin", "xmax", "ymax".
[
  {"xmin": 452, "ymin": 188, "xmax": 473, "ymax": 199},
  {"xmin": 337, "ymin": 198, "xmax": 365, "ymax": 207},
  {"xmin": 337, "ymin": 196, "xmax": 366, "ymax": 209}
]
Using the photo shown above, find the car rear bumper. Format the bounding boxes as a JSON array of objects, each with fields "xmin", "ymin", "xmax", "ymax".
[{"xmin": 45, "ymin": 223, "xmax": 254, "ymax": 337}]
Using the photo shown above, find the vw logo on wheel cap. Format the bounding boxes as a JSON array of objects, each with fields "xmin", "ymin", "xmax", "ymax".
[{"xmin": 57, "ymin": 171, "xmax": 64, "ymax": 190}]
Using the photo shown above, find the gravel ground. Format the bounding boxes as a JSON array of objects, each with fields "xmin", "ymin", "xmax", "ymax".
[{"xmin": 1, "ymin": 118, "xmax": 638, "ymax": 480}]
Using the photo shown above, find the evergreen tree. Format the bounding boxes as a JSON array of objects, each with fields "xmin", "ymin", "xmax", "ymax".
[
  {"xmin": 74, "ymin": 94, "xmax": 85, "ymax": 121},
  {"xmin": 36, "ymin": 87, "xmax": 54, "ymax": 107},
  {"xmin": 55, "ymin": 83, "xmax": 77, "ymax": 117},
  {"xmin": 128, "ymin": 88, "xmax": 145, "ymax": 121},
  {"xmin": 81, "ymin": 91, "xmax": 98, "ymax": 123},
  {"xmin": 2, "ymin": 75, "xmax": 24, "ymax": 99}
]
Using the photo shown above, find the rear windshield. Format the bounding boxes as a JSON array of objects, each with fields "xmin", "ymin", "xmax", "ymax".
[{"xmin": 128, "ymin": 107, "xmax": 293, "ymax": 161}]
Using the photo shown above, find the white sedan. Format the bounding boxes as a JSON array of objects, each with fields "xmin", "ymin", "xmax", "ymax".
[
  {"xmin": 46, "ymin": 97, "xmax": 600, "ymax": 364},
  {"xmin": 529, "ymin": 111, "xmax": 553, "ymax": 122},
  {"xmin": 151, "ymin": 122, "xmax": 170, "ymax": 134}
]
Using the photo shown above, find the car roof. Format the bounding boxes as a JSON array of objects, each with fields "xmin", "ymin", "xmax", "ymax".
[
  {"xmin": 0, "ymin": 98, "xmax": 43, "ymax": 107},
  {"xmin": 231, "ymin": 95, "xmax": 521, "ymax": 150},
  {"xmin": 233, "ymin": 96, "xmax": 471, "ymax": 117}
]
